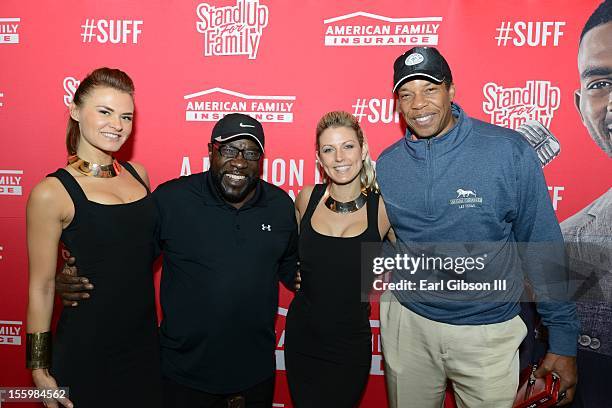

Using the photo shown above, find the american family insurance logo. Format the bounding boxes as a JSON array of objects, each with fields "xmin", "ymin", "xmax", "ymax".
[
  {"xmin": 63, "ymin": 77, "xmax": 80, "ymax": 106},
  {"xmin": 482, "ymin": 80, "xmax": 560, "ymax": 129},
  {"xmin": 0, "ymin": 320, "xmax": 22, "ymax": 346},
  {"xmin": 0, "ymin": 18, "xmax": 20, "ymax": 44},
  {"xmin": 184, "ymin": 87, "xmax": 295, "ymax": 123},
  {"xmin": 0, "ymin": 170, "xmax": 23, "ymax": 196},
  {"xmin": 196, "ymin": 0, "xmax": 269, "ymax": 59},
  {"xmin": 323, "ymin": 12, "xmax": 442, "ymax": 47}
]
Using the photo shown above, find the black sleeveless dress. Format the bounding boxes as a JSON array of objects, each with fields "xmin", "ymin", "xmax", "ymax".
[
  {"xmin": 285, "ymin": 184, "xmax": 382, "ymax": 407},
  {"xmin": 48, "ymin": 163, "xmax": 162, "ymax": 407}
]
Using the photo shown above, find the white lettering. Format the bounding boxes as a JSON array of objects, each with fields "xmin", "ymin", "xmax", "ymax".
[
  {"xmin": 547, "ymin": 186, "xmax": 564, "ymax": 211},
  {"xmin": 512, "ymin": 21, "xmax": 565, "ymax": 47},
  {"xmin": 196, "ymin": 0, "xmax": 269, "ymax": 59}
]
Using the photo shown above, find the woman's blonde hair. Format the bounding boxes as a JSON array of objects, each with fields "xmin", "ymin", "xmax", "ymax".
[{"xmin": 315, "ymin": 111, "xmax": 379, "ymax": 193}]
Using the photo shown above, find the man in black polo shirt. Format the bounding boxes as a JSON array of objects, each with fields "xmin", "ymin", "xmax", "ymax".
[{"xmin": 57, "ymin": 113, "xmax": 299, "ymax": 407}]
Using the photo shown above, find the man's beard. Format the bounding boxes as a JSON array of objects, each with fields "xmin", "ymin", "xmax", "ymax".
[{"xmin": 211, "ymin": 168, "xmax": 258, "ymax": 203}]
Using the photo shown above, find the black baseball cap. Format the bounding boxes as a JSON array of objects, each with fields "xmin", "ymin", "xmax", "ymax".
[
  {"xmin": 211, "ymin": 113, "xmax": 265, "ymax": 152},
  {"xmin": 393, "ymin": 47, "xmax": 453, "ymax": 93}
]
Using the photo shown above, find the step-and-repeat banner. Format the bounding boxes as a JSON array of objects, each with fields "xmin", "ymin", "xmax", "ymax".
[{"xmin": 1, "ymin": 1, "xmax": 610, "ymax": 407}]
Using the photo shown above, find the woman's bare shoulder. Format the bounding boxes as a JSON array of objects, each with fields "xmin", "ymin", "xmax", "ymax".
[
  {"xmin": 296, "ymin": 185, "xmax": 315, "ymax": 214},
  {"xmin": 27, "ymin": 176, "xmax": 72, "ymax": 218},
  {"xmin": 29, "ymin": 176, "xmax": 67, "ymax": 202},
  {"xmin": 126, "ymin": 161, "xmax": 151, "ymax": 188}
]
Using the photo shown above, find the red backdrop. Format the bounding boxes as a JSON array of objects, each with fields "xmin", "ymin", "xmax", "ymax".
[{"xmin": 1, "ymin": 1, "xmax": 610, "ymax": 407}]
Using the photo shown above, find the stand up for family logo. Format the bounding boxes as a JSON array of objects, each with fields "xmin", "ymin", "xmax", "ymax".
[{"xmin": 196, "ymin": 0, "xmax": 269, "ymax": 59}]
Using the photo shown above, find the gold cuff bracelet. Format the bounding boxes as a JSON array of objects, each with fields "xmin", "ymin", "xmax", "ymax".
[{"xmin": 26, "ymin": 331, "xmax": 52, "ymax": 369}]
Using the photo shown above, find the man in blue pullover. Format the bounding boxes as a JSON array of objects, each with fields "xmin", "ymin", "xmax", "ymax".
[{"xmin": 377, "ymin": 47, "xmax": 579, "ymax": 407}]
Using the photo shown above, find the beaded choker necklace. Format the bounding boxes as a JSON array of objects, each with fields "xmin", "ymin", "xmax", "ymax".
[
  {"xmin": 324, "ymin": 188, "xmax": 367, "ymax": 214},
  {"xmin": 68, "ymin": 155, "xmax": 121, "ymax": 178}
]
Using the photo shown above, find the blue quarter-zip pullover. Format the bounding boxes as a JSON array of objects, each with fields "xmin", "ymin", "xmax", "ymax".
[{"xmin": 377, "ymin": 103, "xmax": 579, "ymax": 356}]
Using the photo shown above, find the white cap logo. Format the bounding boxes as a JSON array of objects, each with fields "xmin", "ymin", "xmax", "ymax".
[{"xmin": 405, "ymin": 53, "xmax": 424, "ymax": 66}]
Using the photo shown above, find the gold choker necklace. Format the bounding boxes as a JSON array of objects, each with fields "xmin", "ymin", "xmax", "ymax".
[
  {"xmin": 324, "ymin": 188, "xmax": 367, "ymax": 214},
  {"xmin": 68, "ymin": 155, "xmax": 121, "ymax": 178}
]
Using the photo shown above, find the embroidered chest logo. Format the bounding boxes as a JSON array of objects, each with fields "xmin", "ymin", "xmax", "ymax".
[
  {"xmin": 449, "ymin": 188, "xmax": 483, "ymax": 208},
  {"xmin": 261, "ymin": 224, "xmax": 271, "ymax": 231}
]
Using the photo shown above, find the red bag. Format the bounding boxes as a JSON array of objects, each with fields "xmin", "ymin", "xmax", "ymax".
[{"xmin": 513, "ymin": 363, "xmax": 562, "ymax": 408}]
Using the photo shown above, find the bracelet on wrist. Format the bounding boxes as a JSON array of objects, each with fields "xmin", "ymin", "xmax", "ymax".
[{"xmin": 26, "ymin": 331, "xmax": 52, "ymax": 369}]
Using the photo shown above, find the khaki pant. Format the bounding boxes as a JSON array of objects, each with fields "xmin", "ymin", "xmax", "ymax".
[{"xmin": 380, "ymin": 291, "xmax": 527, "ymax": 408}]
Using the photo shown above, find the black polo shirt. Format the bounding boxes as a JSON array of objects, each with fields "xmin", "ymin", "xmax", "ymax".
[{"xmin": 153, "ymin": 171, "xmax": 298, "ymax": 394}]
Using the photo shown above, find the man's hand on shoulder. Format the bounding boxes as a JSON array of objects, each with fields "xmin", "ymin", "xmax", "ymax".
[{"xmin": 534, "ymin": 352, "xmax": 577, "ymax": 405}]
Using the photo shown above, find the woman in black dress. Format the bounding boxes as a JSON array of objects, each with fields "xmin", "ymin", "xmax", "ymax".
[
  {"xmin": 26, "ymin": 68, "xmax": 161, "ymax": 408},
  {"xmin": 285, "ymin": 111, "xmax": 394, "ymax": 407}
]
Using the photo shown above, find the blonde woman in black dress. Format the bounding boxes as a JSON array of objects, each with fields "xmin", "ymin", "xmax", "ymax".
[{"xmin": 285, "ymin": 111, "xmax": 394, "ymax": 407}]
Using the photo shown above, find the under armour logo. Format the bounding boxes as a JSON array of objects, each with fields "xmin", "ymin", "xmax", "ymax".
[{"xmin": 261, "ymin": 224, "xmax": 271, "ymax": 231}]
